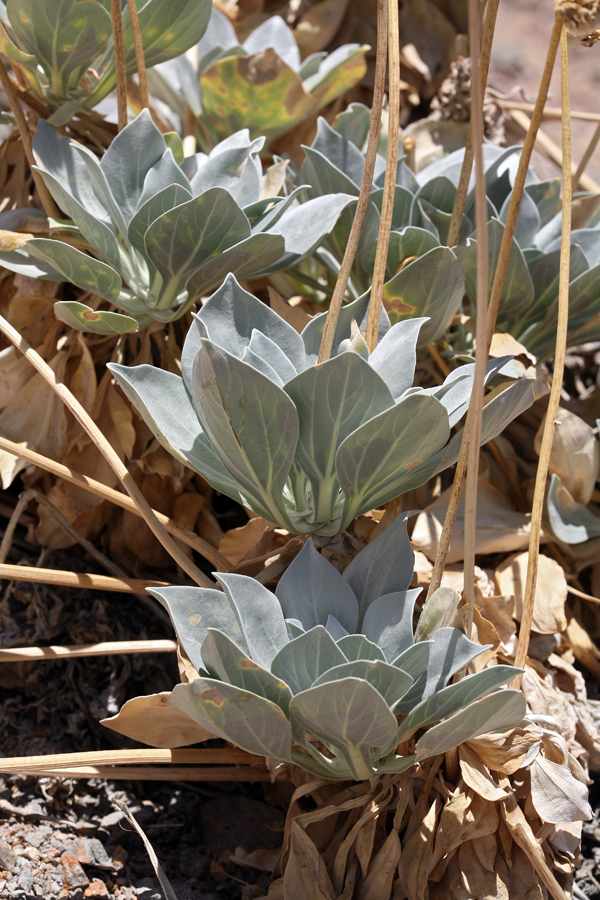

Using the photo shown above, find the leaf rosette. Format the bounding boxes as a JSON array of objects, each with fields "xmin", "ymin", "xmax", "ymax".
[
  {"xmin": 0, "ymin": 111, "xmax": 354, "ymax": 334},
  {"xmin": 0, "ymin": 0, "xmax": 212, "ymax": 123},
  {"xmin": 300, "ymin": 105, "xmax": 600, "ymax": 357},
  {"xmin": 108, "ymin": 273, "xmax": 534, "ymax": 534},
  {"xmin": 147, "ymin": 7, "xmax": 368, "ymax": 149},
  {"xmin": 141, "ymin": 520, "xmax": 526, "ymax": 781}
]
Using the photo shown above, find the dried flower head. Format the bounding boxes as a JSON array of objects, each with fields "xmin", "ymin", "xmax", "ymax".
[{"xmin": 555, "ymin": 0, "xmax": 600, "ymax": 35}]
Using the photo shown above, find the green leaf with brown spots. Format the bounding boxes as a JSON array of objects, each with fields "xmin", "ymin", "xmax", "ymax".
[{"xmin": 54, "ymin": 301, "xmax": 139, "ymax": 335}]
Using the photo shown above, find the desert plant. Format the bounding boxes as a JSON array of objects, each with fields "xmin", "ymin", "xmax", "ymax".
[
  {"xmin": 147, "ymin": 6, "xmax": 368, "ymax": 151},
  {"xmin": 108, "ymin": 273, "xmax": 535, "ymax": 535},
  {"xmin": 299, "ymin": 105, "xmax": 600, "ymax": 358},
  {"xmin": 151, "ymin": 516, "xmax": 526, "ymax": 781},
  {"xmin": 0, "ymin": 0, "xmax": 212, "ymax": 124},
  {"xmin": 0, "ymin": 111, "xmax": 354, "ymax": 334}
]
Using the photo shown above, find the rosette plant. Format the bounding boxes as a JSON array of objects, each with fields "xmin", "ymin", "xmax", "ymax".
[
  {"xmin": 0, "ymin": 0, "xmax": 211, "ymax": 124},
  {"xmin": 0, "ymin": 111, "xmax": 353, "ymax": 334},
  {"xmin": 108, "ymin": 274, "xmax": 535, "ymax": 535},
  {"xmin": 144, "ymin": 516, "xmax": 526, "ymax": 781},
  {"xmin": 147, "ymin": 6, "xmax": 368, "ymax": 150},
  {"xmin": 300, "ymin": 105, "xmax": 600, "ymax": 357}
]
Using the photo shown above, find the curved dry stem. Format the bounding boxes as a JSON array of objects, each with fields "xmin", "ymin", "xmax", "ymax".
[
  {"xmin": 0, "ymin": 434, "xmax": 231, "ymax": 570},
  {"xmin": 366, "ymin": 0, "xmax": 400, "ymax": 353},
  {"xmin": 462, "ymin": 0, "xmax": 489, "ymax": 641},
  {"xmin": 0, "ymin": 58, "xmax": 60, "ymax": 219},
  {"xmin": 512, "ymin": 20, "xmax": 572, "ymax": 681},
  {"xmin": 126, "ymin": 0, "xmax": 149, "ymax": 109},
  {"xmin": 446, "ymin": 0, "xmax": 500, "ymax": 248},
  {"xmin": 317, "ymin": 0, "xmax": 387, "ymax": 363},
  {"xmin": 0, "ymin": 314, "xmax": 214, "ymax": 588},
  {"xmin": 0, "ymin": 561, "xmax": 168, "ymax": 593},
  {"xmin": 111, "ymin": 0, "xmax": 128, "ymax": 130}
]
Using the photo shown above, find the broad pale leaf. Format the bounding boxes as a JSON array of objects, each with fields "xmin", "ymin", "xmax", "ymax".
[
  {"xmin": 26, "ymin": 239, "xmax": 121, "ymax": 302},
  {"xmin": 270, "ymin": 626, "xmax": 346, "ymax": 694},
  {"xmin": 215, "ymin": 573, "xmax": 288, "ymax": 669},
  {"xmin": 361, "ymin": 590, "xmax": 421, "ymax": 663},
  {"xmin": 54, "ymin": 301, "xmax": 138, "ymax": 335},
  {"xmin": 311, "ymin": 659, "xmax": 413, "ymax": 708},
  {"xmin": 337, "ymin": 634, "xmax": 385, "ymax": 662}
]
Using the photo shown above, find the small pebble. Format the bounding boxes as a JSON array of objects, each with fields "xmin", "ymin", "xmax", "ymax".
[
  {"xmin": 84, "ymin": 880, "xmax": 109, "ymax": 898},
  {"xmin": 17, "ymin": 868, "xmax": 33, "ymax": 894}
]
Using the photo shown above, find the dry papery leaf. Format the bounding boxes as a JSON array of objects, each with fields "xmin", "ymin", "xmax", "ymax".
[
  {"xmin": 412, "ymin": 478, "xmax": 531, "ymax": 563},
  {"xmin": 535, "ymin": 406, "xmax": 600, "ymax": 505},
  {"xmin": 101, "ymin": 692, "xmax": 217, "ymax": 748},
  {"xmin": 219, "ymin": 516, "xmax": 276, "ymax": 567},
  {"xmin": 495, "ymin": 552, "xmax": 568, "ymax": 635}
]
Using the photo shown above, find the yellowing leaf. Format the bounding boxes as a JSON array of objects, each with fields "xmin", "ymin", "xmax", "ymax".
[{"xmin": 101, "ymin": 692, "xmax": 217, "ymax": 747}]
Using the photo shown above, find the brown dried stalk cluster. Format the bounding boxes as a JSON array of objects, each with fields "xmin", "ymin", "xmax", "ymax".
[
  {"xmin": 430, "ymin": 56, "xmax": 505, "ymax": 144},
  {"xmin": 556, "ymin": 0, "xmax": 600, "ymax": 38}
]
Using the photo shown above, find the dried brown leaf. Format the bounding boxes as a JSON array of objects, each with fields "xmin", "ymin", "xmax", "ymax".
[
  {"xmin": 466, "ymin": 729, "xmax": 539, "ymax": 775},
  {"xmin": 357, "ymin": 829, "xmax": 401, "ymax": 900},
  {"xmin": 535, "ymin": 407, "xmax": 599, "ymax": 505},
  {"xmin": 495, "ymin": 553, "xmax": 568, "ymax": 635},
  {"xmin": 458, "ymin": 743, "xmax": 508, "ymax": 801},
  {"xmin": 283, "ymin": 821, "xmax": 336, "ymax": 900},
  {"xmin": 529, "ymin": 755, "xmax": 592, "ymax": 824},
  {"xmin": 509, "ymin": 844, "xmax": 544, "ymax": 900},
  {"xmin": 397, "ymin": 798, "xmax": 439, "ymax": 900},
  {"xmin": 268, "ymin": 287, "xmax": 312, "ymax": 334},
  {"xmin": 101, "ymin": 692, "xmax": 217, "ymax": 747},
  {"xmin": 219, "ymin": 516, "xmax": 275, "ymax": 566}
]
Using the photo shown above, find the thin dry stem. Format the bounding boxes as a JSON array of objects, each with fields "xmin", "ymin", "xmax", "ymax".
[
  {"xmin": 463, "ymin": 0, "xmax": 489, "ymax": 641},
  {"xmin": 111, "ymin": 0, "xmax": 128, "ymax": 130},
  {"xmin": 0, "ymin": 641, "xmax": 176, "ymax": 661},
  {"xmin": 317, "ymin": 0, "xmax": 387, "ymax": 363},
  {"xmin": 446, "ymin": 0, "xmax": 500, "ymax": 247},
  {"xmin": 126, "ymin": 0, "xmax": 149, "ymax": 109},
  {"xmin": 0, "ymin": 748, "xmax": 262, "ymax": 769},
  {"xmin": 0, "ymin": 314, "xmax": 214, "ymax": 588},
  {"xmin": 0, "ymin": 562, "xmax": 168, "ymax": 593},
  {"xmin": 9, "ymin": 766, "xmax": 272, "ymax": 781},
  {"xmin": 512, "ymin": 20, "xmax": 572, "ymax": 682},
  {"xmin": 366, "ymin": 0, "xmax": 400, "ymax": 353},
  {"xmin": 498, "ymin": 98, "xmax": 600, "ymax": 122},
  {"xmin": 567, "ymin": 584, "xmax": 600, "ymax": 604},
  {"xmin": 0, "ymin": 58, "xmax": 60, "ymax": 219},
  {"xmin": 0, "ymin": 434, "xmax": 231, "ymax": 570}
]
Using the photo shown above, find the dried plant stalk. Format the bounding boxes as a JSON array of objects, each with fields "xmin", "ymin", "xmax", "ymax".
[
  {"xmin": 366, "ymin": 0, "xmax": 400, "ymax": 352},
  {"xmin": 499, "ymin": 99, "xmax": 600, "ymax": 122},
  {"xmin": 111, "ymin": 0, "xmax": 128, "ymax": 130},
  {"xmin": 462, "ymin": 0, "xmax": 489, "ymax": 640},
  {"xmin": 318, "ymin": 0, "xmax": 387, "ymax": 362},
  {"xmin": 446, "ymin": 0, "xmax": 500, "ymax": 247},
  {"xmin": 0, "ymin": 748, "xmax": 263, "ymax": 769},
  {"xmin": 12, "ymin": 766, "xmax": 272, "ymax": 781},
  {"xmin": 126, "ymin": 0, "xmax": 148, "ymax": 109},
  {"xmin": 0, "ymin": 640, "xmax": 177, "ymax": 662},
  {"xmin": 0, "ymin": 562, "xmax": 168, "ymax": 593},
  {"xmin": 0, "ymin": 314, "xmax": 214, "ymax": 588},
  {"xmin": 0, "ymin": 58, "xmax": 60, "ymax": 219},
  {"xmin": 512, "ymin": 19, "xmax": 572, "ymax": 679},
  {"xmin": 0, "ymin": 435, "xmax": 231, "ymax": 570}
]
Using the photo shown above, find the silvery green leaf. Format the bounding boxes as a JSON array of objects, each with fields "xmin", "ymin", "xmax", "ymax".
[
  {"xmin": 381, "ymin": 247, "xmax": 464, "ymax": 345},
  {"xmin": 286, "ymin": 619, "xmax": 305, "ymax": 639},
  {"xmin": 263, "ymin": 193, "xmax": 356, "ymax": 272},
  {"xmin": 35, "ymin": 168, "xmax": 123, "ymax": 272},
  {"xmin": 548, "ymin": 473, "xmax": 600, "ymax": 543},
  {"xmin": 247, "ymin": 330, "xmax": 298, "ymax": 384},
  {"xmin": 100, "ymin": 111, "xmax": 167, "ymax": 222},
  {"xmin": 148, "ymin": 585, "xmax": 247, "ymax": 672},
  {"xmin": 54, "ymin": 301, "xmax": 139, "ymax": 335},
  {"xmin": 190, "ymin": 139, "xmax": 263, "ymax": 207},
  {"xmin": 250, "ymin": 185, "xmax": 307, "ymax": 234},
  {"xmin": 394, "ymin": 627, "xmax": 490, "ymax": 715},
  {"xmin": 309, "ymin": 117, "xmax": 366, "ymax": 188},
  {"xmin": 424, "ymin": 356, "xmax": 514, "ymax": 428},
  {"xmin": 26, "ymin": 239, "xmax": 121, "ymax": 302},
  {"xmin": 414, "ymin": 689, "xmax": 526, "ymax": 762},
  {"xmin": 193, "ymin": 274, "xmax": 305, "ymax": 372},
  {"xmin": 337, "ymin": 394, "xmax": 450, "ymax": 527},
  {"xmin": 434, "ymin": 379, "xmax": 535, "ymax": 475},
  {"xmin": 276, "ymin": 540, "xmax": 359, "ymax": 634},
  {"xmin": 301, "ymin": 292, "xmax": 372, "ymax": 366},
  {"xmin": 107, "ymin": 363, "xmax": 244, "ymax": 500},
  {"xmin": 343, "ymin": 510, "xmax": 415, "ymax": 617},
  {"xmin": 298, "ymin": 51, "xmax": 328, "ymax": 80},
  {"xmin": 191, "ymin": 340, "xmax": 298, "ymax": 525},
  {"xmin": 127, "ymin": 184, "xmax": 192, "ymax": 257},
  {"xmin": 527, "ymin": 262, "xmax": 600, "ymax": 359},
  {"xmin": 144, "ymin": 188, "xmax": 250, "ymax": 304},
  {"xmin": 397, "ymin": 666, "xmax": 520, "ymax": 740},
  {"xmin": 525, "ymin": 179, "xmax": 561, "ymax": 228},
  {"xmin": 524, "ymin": 247, "xmax": 588, "ymax": 326},
  {"xmin": 33, "ymin": 122, "xmax": 111, "ymax": 226},
  {"xmin": 337, "ymin": 635, "xmax": 385, "ymax": 662},
  {"xmin": 241, "ymin": 345, "xmax": 284, "ymax": 386},
  {"xmin": 270, "ymin": 625, "xmax": 347, "ymax": 694},
  {"xmin": 312, "ymin": 659, "xmax": 413, "ymax": 708},
  {"xmin": 375, "ymin": 754, "xmax": 417, "ymax": 775},
  {"xmin": 368, "ymin": 319, "xmax": 427, "ymax": 401},
  {"xmin": 71, "ymin": 144, "xmax": 130, "ymax": 238},
  {"xmin": 361, "ymin": 590, "xmax": 421, "ymax": 663},
  {"xmin": 196, "ymin": 6, "xmax": 237, "ymax": 73},
  {"xmin": 215, "ymin": 574, "xmax": 288, "ymax": 670},
  {"xmin": 333, "ymin": 102, "xmax": 371, "ymax": 148},
  {"xmin": 414, "ymin": 587, "xmax": 461, "ymax": 642},
  {"xmin": 289, "ymin": 679, "xmax": 399, "ymax": 781},
  {"xmin": 455, "ymin": 219, "xmax": 534, "ymax": 324},
  {"xmin": 243, "ymin": 15, "xmax": 301, "ymax": 71},
  {"xmin": 371, "ymin": 185, "xmax": 414, "ymax": 232},
  {"xmin": 125, "ymin": 0, "xmax": 212, "ymax": 72},
  {"xmin": 137, "ymin": 149, "xmax": 192, "ymax": 209},
  {"xmin": 201, "ymin": 629, "xmax": 292, "ymax": 714},
  {"xmin": 500, "ymin": 188, "xmax": 541, "ymax": 249},
  {"xmin": 186, "ymin": 233, "xmax": 286, "ymax": 301},
  {"xmin": 326, "ymin": 615, "xmax": 349, "ymax": 640},
  {"xmin": 0, "ymin": 247, "xmax": 63, "ymax": 280},
  {"xmin": 172, "ymin": 678, "xmax": 293, "ymax": 760},
  {"xmin": 547, "ymin": 228, "xmax": 600, "ymax": 268},
  {"xmin": 284, "ymin": 353, "xmax": 393, "ymax": 522},
  {"xmin": 415, "ymin": 175, "xmax": 456, "ymax": 214},
  {"xmin": 391, "ymin": 642, "xmax": 432, "ymax": 676},
  {"xmin": 387, "ymin": 227, "xmax": 439, "ymax": 262}
]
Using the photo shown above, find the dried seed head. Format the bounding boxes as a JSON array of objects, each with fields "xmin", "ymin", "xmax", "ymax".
[{"xmin": 555, "ymin": 0, "xmax": 600, "ymax": 36}]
